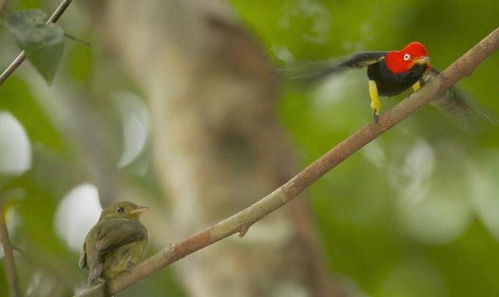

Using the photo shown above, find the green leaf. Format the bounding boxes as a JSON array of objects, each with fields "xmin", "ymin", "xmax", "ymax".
[
  {"xmin": 3, "ymin": 10, "xmax": 64, "ymax": 84},
  {"xmin": 19, "ymin": 24, "xmax": 65, "ymax": 83},
  {"xmin": 4, "ymin": 9, "xmax": 46, "ymax": 32}
]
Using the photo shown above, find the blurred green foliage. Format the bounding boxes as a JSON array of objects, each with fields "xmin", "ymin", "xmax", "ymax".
[
  {"xmin": 231, "ymin": 0, "xmax": 499, "ymax": 296},
  {"xmin": 0, "ymin": 0, "xmax": 498, "ymax": 296}
]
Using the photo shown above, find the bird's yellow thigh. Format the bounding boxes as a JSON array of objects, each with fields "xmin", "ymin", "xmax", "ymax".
[
  {"xmin": 368, "ymin": 80, "xmax": 381, "ymax": 115},
  {"xmin": 412, "ymin": 81, "xmax": 421, "ymax": 92}
]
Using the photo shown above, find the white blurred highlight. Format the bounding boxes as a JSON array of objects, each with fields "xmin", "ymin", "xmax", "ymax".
[
  {"xmin": 271, "ymin": 45, "xmax": 294, "ymax": 63},
  {"xmin": 381, "ymin": 257, "xmax": 447, "ymax": 297},
  {"xmin": 113, "ymin": 91, "xmax": 150, "ymax": 168},
  {"xmin": 397, "ymin": 194, "xmax": 472, "ymax": 245},
  {"xmin": 399, "ymin": 139, "xmax": 435, "ymax": 205},
  {"xmin": 362, "ymin": 140, "xmax": 386, "ymax": 169},
  {"xmin": 391, "ymin": 139, "xmax": 472, "ymax": 244},
  {"xmin": 0, "ymin": 111, "xmax": 32, "ymax": 175},
  {"xmin": 469, "ymin": 151, "xmax": 499, "ymax": 240},
  {"xmin": 54, "ymin": 184, "xmax": 102, "ymax": 252},
  {"xmin": 312, "ymin": 74, "xmax": 351, "ymax": 108}
]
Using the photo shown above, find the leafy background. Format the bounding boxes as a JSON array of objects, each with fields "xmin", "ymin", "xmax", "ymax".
[{"xmin": 0, "ymin": 0, "xmax": 498, "ymax": 296}]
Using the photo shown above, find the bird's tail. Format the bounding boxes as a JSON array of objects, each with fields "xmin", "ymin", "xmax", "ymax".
[
  {"xmin": 277, "ymin": 60, "xmax": 346, "ymax": 86},
  {"xmin": 422, "ymin": 70, "xmax": 498, "ymax": 131},
  {"xmin": 278, "ymin": 51, "xmax": 389, "ymax": 86}
]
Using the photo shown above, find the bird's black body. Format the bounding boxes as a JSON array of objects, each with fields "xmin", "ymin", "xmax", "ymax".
[{"xmin": 367, "ymin": 60, "xmax": 427, "ymax": 96}]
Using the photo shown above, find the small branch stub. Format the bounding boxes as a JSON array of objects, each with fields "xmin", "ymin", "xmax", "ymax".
[{"xmin": 238, "ymin": 223, "xmax": 253, "ymax": 237}]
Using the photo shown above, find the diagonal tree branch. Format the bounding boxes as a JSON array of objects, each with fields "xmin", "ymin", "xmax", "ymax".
[
  {"xmin": 0, "ymin": 204, "xmax": 22, "ymax": 297},
  {"xmin": 75, "ymin": 27, "xmax": 499, "ymax": 297},
  {"xmin": 0, "ymin": 0, "xmax": 73, "ymax": 85}
]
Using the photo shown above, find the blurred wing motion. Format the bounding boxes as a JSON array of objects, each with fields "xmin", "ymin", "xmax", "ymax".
[
  {"xmin": 280, "ymin": 51, "xmax": 388, "ymax": 84},
  {"xmin": 420, "ymin": 68, "xmax": 498, "ymax": 131}
]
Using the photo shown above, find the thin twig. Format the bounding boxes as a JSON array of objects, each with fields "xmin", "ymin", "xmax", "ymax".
[
  {"xmin": 47, "ymin": 0, "xmax": 72, "ymax": 23},
  {"xmin": 0, "ymin": 0, "xmax": 73, "ymax": 85},
  {"xmin": 0, "ymin": 205, "xmax": 22, "ymax": 297},
  {"xmin": 75, "ymin": 27, "xmax": 499, "ymax": 297},
  {"xmin": 64, "ymin": 33, "xmax": 91, "ymax": 47}
]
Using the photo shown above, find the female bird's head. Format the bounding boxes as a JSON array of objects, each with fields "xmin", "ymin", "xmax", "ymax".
[
  {"xmin": 385, "ymin": 42, "xmax": 431, "ymax": 74},
  {"xmin": 98, "ymin": 201, "xmax": 149, "ymax": 221}
]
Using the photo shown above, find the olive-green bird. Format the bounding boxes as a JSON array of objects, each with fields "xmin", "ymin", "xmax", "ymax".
[{"xmin": 79, "ymin": 201, "xmax": 149, "ymax": 285}]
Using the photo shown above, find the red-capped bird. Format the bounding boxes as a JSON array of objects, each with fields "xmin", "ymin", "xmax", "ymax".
[{"xmin": 286, "ymin": 42, "xmax": 494, "ymax": 126}]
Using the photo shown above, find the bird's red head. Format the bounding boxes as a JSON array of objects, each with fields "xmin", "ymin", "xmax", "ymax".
[{"xmin": 385, "ymin": 42, "xmax": 431, "ymax": 74}]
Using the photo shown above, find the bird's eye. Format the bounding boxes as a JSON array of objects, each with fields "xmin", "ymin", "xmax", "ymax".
[
  {"xmin": 116, "ymin": 207, "xmax": 124, "ymax": 213},
  {"xmin": 403, "ymin": 54, "xmax": 411, "ymax": 61}
]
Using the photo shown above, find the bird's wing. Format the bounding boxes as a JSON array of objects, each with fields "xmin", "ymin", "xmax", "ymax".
[
  {"xmin": 95, "ymin": 219, "xmax": 147, "ymax": 255},
  {"xmin": 335, "ymin": 51, "xmax": 389, "ymax": 68},
  {"xmin": 79, "ymin": 241, "xmax": 87, "ymax": 269},
  {"xmin": 422, "ymin": 68, "xmax": 498, "ymax": 130},
  {"xmin": 82, "ymin": 219, "xmax": 146, "ymax": 285},
  {"xmin": 280, "ymin": 51, "xmax": 388, "ymax": 84}
]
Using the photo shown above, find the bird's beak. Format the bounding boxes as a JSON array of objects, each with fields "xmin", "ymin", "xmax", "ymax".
[
  {"xmin": 129, "ymin": 206, "xmax": 149, "ymax": 215},
  {"xmin": 413, "ymin": 56, "xmax": 431, "ymax": 65}
]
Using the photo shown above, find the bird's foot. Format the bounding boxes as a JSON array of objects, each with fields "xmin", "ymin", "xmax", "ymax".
[{"xmin": 372, "ymin": 111, "xmax": 380, "ymax": 123}]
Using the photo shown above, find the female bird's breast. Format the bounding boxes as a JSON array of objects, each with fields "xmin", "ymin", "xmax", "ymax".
[{"xmin": 367, "ymin": 60, "xmax": 426, "ymax": 96}]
